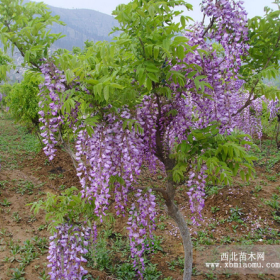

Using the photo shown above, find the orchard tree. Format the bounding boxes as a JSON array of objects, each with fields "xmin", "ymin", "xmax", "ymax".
[{"xmin": 3, "ymin": 0, "xmax": 280, "ymax": 280}]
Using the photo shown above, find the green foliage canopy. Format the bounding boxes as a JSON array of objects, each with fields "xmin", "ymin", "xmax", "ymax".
[{"xmin": 6, "ymin": 71, "xmax": 42, "ymax": 127}]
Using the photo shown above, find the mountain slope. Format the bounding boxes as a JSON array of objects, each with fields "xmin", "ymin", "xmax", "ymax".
[
  {"xmin": 21, "ymin": 0, "xmax": 119, "ymax": 50},
  {"xmin": 49, "ymin": 6, "xmax": 119, "ymax": 50}
]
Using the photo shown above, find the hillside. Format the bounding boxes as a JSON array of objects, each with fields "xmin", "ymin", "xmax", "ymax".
[
  {"xmin": 49, "ymin": 6, "xmax": 119, "ymax": 50},
  {"xmin": 22, "ymin": 0, "xmax": 119, "ymax": 50}
]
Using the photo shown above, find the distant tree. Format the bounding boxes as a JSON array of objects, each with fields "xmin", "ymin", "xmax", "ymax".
[{"xmin": 6, "ymin": 71, "xmax": 42, "ymax": 130}]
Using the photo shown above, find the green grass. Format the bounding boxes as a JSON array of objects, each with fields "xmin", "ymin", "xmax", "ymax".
[
  {"xmin": 82, "ymin": 229, "xmax": 166, "ymax": 280},
  {"xmin": 0, "ymin": 115, "xmax": 41, "ymax": 169},
  {"xmin": 0, "ymin": 116, "xmax": 40, "ymax": 154},
  {"xmin": 249, "ymin": 138, "xmax": 280, "ymax": 169},
  {"xmin": 3, "ymin": 237, "xmax": 50, "ymax": 279}
]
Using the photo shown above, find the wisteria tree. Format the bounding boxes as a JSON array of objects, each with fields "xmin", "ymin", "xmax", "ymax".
[
  {"xmin": 35, "ymin": 0, "xmax": 263, "ymax": 279},
  {"xmin": 2, "ymin": 0, "xmax": 280, "ymax": 280}
]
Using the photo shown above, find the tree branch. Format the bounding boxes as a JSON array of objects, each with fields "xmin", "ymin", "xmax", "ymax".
[
  {"xmin": 3, "ymin": 21, "xmax": 41, "ymax": 70},
  {"xmin": 233, "ymin": 27, "xmax": 280, "ymax": 117},
  {"xmin": 138, "ymin": 37, "xmax": 146, "ymax": 59},
  {"xmin": 57, "ymin": 125, "xmax": 77, "ymax": 169},
  {"xmin": 201, "ymin": 14, "xmax": 206, "ymax": 25},
  {"xmin": 202, "ymin": 16, "xmax": 215, "ymax": 38}
]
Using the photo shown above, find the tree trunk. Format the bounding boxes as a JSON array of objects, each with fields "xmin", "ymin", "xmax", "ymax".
[
  {"xmin": 155, "ymin": 119, "xmax": 193, "ymax": 279},
  {"xmin": 165, "ymin": 188, "xmax": 193, "ymax": 280}
]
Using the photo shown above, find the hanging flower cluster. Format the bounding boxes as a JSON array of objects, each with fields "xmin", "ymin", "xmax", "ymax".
[
  {"xmin": 268, "ymin": 98, "xmax": 279, "ymax": 119},
  {"xmin": 47, "ymin": 223, "xmax": 92, "ymax": 280},
  {"xmin": 186, "ymin": 165, "xmax": 208, "ymax": 226},
  {"xmin": 234, "ymin": 93, "xmax": 263, "ymax": 138},
  {"xmin": 136, "ymin": 96, "xmax": 159, "ymax": 170},
  {"xmin": 127, "ymin": 189, "xmax": 156, "ymax": 277},
  {"xmin": 38, "ymin": 61, "xmax": 65, "ymax": 161},
  {"xmin": 74, "ymin": 107, "xmax": 158, "ymax": 275},
  {"xmin": 201, "ymin": 0, "xmax": 249, "ymax": 75},
  {"xmin": 75, "ymin": 110, "xmax": 144, "ymax": 218}
]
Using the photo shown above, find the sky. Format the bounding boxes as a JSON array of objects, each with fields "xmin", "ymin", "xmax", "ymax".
[{"xmin": 32, "ymin": 0, "xmax": 275, "ymax": 21}]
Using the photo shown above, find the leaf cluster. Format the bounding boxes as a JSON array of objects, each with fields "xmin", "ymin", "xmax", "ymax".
[
  {"xmin": 28, "ymin": 186, "xmax": 97, "ymax": 233},
  {"xmin": 111, "ymin": 0, "xmax": 199, "ymax": 93},
  {"xmin": 172, "ymin": 125, "xmax": 258, "ymax": 185},
  {"xmin": 0, "ymin": 48, "xmax": 14, "ymax": 81},
  {"xmin": 240, "ymin": 2, "xmax": 280, "ymax": 98},
  {"xmin": 0, "ymin": 83, "xmax": 12, "ymax": 107},
  {"xmin": 6, "ymin": 71, "xmax": 42, "ymax": 127}
]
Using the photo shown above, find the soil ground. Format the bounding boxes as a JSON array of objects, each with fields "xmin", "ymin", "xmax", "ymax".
[{"xmin": 0, "ymin": 113, "xmax": 280, "ymax": 280}]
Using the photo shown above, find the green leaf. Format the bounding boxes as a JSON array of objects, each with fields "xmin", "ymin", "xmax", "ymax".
[
  {"xmin": 61, "ymin": 98, "xmax": 75, "ymax": 114},
  {"xmin": 180, "ymin": 16, "xmax": 186, "ymax": 28},
  {"xmin": 65, "ymin": 69, "xmax": 74, "ymax": 83},
  {"xmin": 94, "ymin": 83, "xmax": 103, "ymax": 96},
  {"xmin": 86, "ymin": 79, "xmax": 99, "ymax": 85},
  {"xmin": 84, "ymin": 116, "xmax": 99, "ymax": 126},
  {"xmin": 162, "ymin": 37, "xmax": 171, "ymax": 50},
  {"xmin": 154, "ymin": 46, "xmax": 159, "ymax": 60},
  {"xmin": 104, "ymin": 85, "xmax": 109, "ymax": 101},
  {"xmin": 194, "ymin": 75, "xmax": 207, "ymax": 91},
  {"xmin": 187, "ymin": 71, "xmax": 197, "ymax": 79},
  {"xmin": 145, "ymin": 44, "xmax": 153, "ymax": 57},
  {"xmin": 173, "ymin": 36, "xmax": 189, "ymax": 45},
  {"xmin": 144, "ymin": 61, "xmax": 159, "ymax": 73},
  {"xmin": 177, "ymin": 45, "xmax": 185, "ymax": 60},
  {"xmin": 240, "ymin": 170, "xmax": 245, "ymax": 181},
  {"xmin": 111, "ymin": 83, "xmax": 124, "ymax": 89},
  {"xmin": 147, "ymin": 72, "xmax": 158, "ymax": 83},
  {"xmin": 187, "ymin": 133, "xmax": 193, "ymax": 143},
  {"xmin": 146, "ymin": 78, "xmax": 152, "ymax": 90},
  {"xmin": 138, "ymin": 70, "xmax": 146, "ymax": 86}
]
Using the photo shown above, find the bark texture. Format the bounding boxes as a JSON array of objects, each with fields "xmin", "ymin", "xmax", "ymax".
[
  {"xmin": 165, "ymin": 185, "xmax": 193, "ymax": 280},
  {"xmin": 162, "ymin": 174, "xmax": 193, "ymax": 280}
]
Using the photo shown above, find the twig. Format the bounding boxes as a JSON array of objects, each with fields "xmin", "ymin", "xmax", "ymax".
[
  {"xmin": 202, "ymin": 16, "xmax": 215, "ymax": 38},
  {"xmin": 57, "ymin": 126, "xmax": 77, "ymax": 169},
  {"xmin": 201, "ymin": 14, "xmax": 206, "ymax": 25}
]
